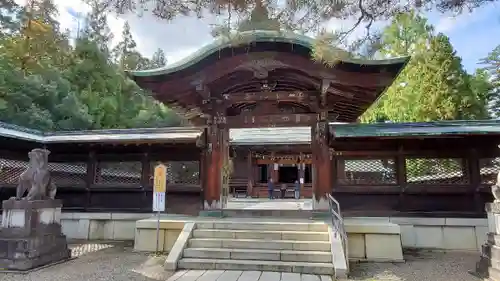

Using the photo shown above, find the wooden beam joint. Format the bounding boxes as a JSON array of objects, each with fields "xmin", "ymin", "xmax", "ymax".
[{"xmin": 218, "ymin": 113, "xmax": 319, "ymax": 128}]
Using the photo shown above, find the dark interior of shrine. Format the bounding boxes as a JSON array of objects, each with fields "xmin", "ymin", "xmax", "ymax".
[{"xmin": 278, "ymin": 166, "xmax": 298, "ymax": 183}]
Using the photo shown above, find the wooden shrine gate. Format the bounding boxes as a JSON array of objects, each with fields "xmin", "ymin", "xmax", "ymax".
[
  {"xmin": 198, "ymin": 90, "xmax": 339, "ymax": 210},
  {"xmin": 127, "ymin": 31, "xmax": 408, "ymax": 212}
]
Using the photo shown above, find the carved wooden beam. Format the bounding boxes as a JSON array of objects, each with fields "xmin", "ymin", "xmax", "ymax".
[
  {"xmin": 218, "ymin": 113, "xmax": 319, "ymax": 128},
  {"xmin": 222, "ymin": 91, "xmax": 317, "ymax": 103},
  {"xmin": 321, "ymin": 79, "xmax": 332, "ymax": 106},
  {"xmin": 191, "ymin": 77, "xmax": 211, "ymax": 104}
]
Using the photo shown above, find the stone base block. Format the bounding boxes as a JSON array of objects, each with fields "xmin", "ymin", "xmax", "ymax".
[
  {"xmin": 0, "ymin": 199, "xmax": 70, "ymax": 271},
  {"xmin": 0, "ymin": 234, "xmax": 71, "ymax": 271}
]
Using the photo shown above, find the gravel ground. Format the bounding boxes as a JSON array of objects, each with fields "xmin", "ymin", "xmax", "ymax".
[
  {"xmin": 0, "ymin": 242, "xmax": 482, "ymax": 281},
  {"xmin": 346, "ymin": 249, "xmax": 480, "ymax": 281},
  {"xmin": 0, "ymin": 241, "xmax": 173, "ymax": 281}
]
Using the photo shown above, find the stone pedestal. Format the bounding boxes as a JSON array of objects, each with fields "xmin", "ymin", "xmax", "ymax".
[
  {"xmin": 0, "ymin": 199, "xmax": 71, "ymax": 271},
  {"xmin": 476, "ymin": 202, "xmax": 500, "ymax": 280}
]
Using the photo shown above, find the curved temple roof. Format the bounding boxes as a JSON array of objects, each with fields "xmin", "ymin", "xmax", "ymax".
[
  {"xmin": 129, "ymin": 30, "xmax": 409, "ymax": 77},
  {"xmin": 128, "ymin": 30, "xmax": 410, "ymax": 123}
]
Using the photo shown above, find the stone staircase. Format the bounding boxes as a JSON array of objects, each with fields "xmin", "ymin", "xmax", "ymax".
[{"xmin": 177, "ymin": 220, "xmax": 336, "ymax": 276}]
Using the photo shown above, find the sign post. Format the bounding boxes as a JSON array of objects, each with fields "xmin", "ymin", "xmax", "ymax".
[{"xmin": 153, "ymin": 163, "xmax": 167, "ymax": 254}]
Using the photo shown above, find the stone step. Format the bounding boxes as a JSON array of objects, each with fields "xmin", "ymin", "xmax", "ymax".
[
  {"xmin": 192, "ymin": 229, "xmax": 329, "ymax": 241},
  {"xmin": 196, "ymin": 221, "xmax": 327, "ymax": 232},
  {"xmin": 183, "ymin": 248, "xmax": 333, "ymax": 263},
  {"xmin": 188, "ymin": 238, "xmax": 331, "ymax": 251},
  {"xmin": 221, "ymin": 209, "xmax": 314, "ymax": 219},
  {"xmin": 177, "ymin": 258, "xmax": 335, "ymax": 275}
]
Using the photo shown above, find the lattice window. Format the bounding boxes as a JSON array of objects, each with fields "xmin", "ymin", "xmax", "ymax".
[
  {"xmin": 149, "ymin": 161, "xmax": 200, "ymax": 185},
  {"xmin": 479, "ymin": 157, "xmax": 500, "ymax": 184},
  {"xmin": 0, "ymin": 158, "xmax": 87, "ymax": 186},
  {"xmin": 337, "ymin": 158, "xmax": 396, "ymax": 185},
  {"xmin": 405, "ymin": 158, "xmax": 467, "ymax": 184},
  {"xmin": 48, "ymin": 162, "xmax": 87, "ymax": 186},
  {"xmin": 0, "ymin": 158, "xmax": 28, "ymax": 184},
  {"xmin": 95, "ymin": 161, "xmax": 142, "ymax": 185}
]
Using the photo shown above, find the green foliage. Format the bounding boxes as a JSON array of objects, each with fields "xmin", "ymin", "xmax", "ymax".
[
  {"xmin": 0, "ymin": 0, "xmax": 182, "ymax": 131},
  {"xmin": 99, "ymin": 0, "xmax": 494, "ymax": 53},
  {"xmin": 361, "ymin": 12, "xmax": 491, "ymax": 123},
  {"xmin": 480, "ymin": 45, "xmax": 500, "ymax": 117}
]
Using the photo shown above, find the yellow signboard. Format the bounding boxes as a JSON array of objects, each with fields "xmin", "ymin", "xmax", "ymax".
[{"xmin": 153, "ymin": 164, "xmax": 167, "ymax": 193}]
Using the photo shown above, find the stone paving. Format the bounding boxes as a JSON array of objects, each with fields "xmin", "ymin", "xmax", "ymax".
[
  {"xmin": 0, "ymin": 242, "xmax": 481, "ymax": 281},
  {"xmin": 226, "ymin": 198, "xmax": 313, "ymax": 210},
  {"xmin": 167, "ymin": 270, "xmax": 332, "ymax": 281}
]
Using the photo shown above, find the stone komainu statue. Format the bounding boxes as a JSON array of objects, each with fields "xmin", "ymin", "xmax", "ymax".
[
  {"xmin": 15, "ymin": 148, "xmax": 57, "ymax": 200},
  {"xmin": 492, "ymin": 170, "xmax": 500, "ymax": 203}
]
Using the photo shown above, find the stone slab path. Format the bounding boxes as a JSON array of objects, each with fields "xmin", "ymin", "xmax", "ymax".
[
  {"xmin": 226, "ymin": 198, "xmax": 313, "ymax": 210},
  {"xmin": 167, "ymin": 270, "xmax": 332, "ymax": 281}
]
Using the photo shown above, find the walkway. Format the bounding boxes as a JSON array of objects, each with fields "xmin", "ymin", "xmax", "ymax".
[
  {"xmin": 226, "ymin": 197, "xmax": 313, "ymax": 210},
  {"xmin": 167, "ymin": 270, "xmax": 332, "ymax": 281}
]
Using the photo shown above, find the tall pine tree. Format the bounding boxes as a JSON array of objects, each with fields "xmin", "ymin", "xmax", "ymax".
[
  {"xmin": 361, "ymin": 12, "xmax": 489, "ymax": 123},
  {"xmin": 111, "ymin": 21, "xmax": 150, "ymax": 70},
  {"xmin": 150, "ymin": 48, "xmax": 166, "ymax": 68},
  {"xmin": 481, "ymin": 45, "xmax": 500, "ymax": 117},
  {"xmin": 82, "ymin": 0, "xmax": 113, "ymax": 56}
]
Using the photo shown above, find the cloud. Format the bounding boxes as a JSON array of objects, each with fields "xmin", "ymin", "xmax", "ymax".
[
  {"xmin": 12, "ymin": 0, "xmax": 499, "ymax": 72},
  {"xmin": 435, "ymin": 16, "xmax": 458, "ymax": 32},
  {"xmin": 122, "ymin": 13, "xmax": 215, "ymax": 58}
]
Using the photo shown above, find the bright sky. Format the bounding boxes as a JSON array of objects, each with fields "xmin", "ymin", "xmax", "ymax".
[{"xmin": 14, "ymin": 0, "xmax": 500, "ymax": 73}]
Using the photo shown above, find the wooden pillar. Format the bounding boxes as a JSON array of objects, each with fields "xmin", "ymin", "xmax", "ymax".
[
  {"xmin": 271, "ymin": 152, "xmax": 278, "ymax": 184},
  {"xmin": 247, "ymin": 150, "xmax": 253, "ymax": 197},
  {"xmin": 299, "ymin": 162, "xmax": 305, "ymax": 188},
  {"xmin": 200, "ymin": 146, "xmax": 206, "ymax": 208},
  {"xmin": 85, "ymin": 150, "xmax": 96, "ymax": 211},
  {"xmin": 203, "ymin": 123, "xmax": 228, "ymax": 210},
  {"xmin": 140, "ymin": 151, "xmax": 151, "ymax": 212},
  {"xmin": 467, "ymin": 149, "xmax": 482, "ymax": 213},
  {"xmin": 396, "ymin": 145, "xmax": 407, "ymax": 212},
  {"xmin": 140, "ymin": 151, "xmax": 150, "ymax": 188},
  {"xmin": 311, "ymin": 119, "xmax": 331, "ymax": 210}
]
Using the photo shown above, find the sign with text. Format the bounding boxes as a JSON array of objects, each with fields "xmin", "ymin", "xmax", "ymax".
[
  {"xmin": 153, "ymin": 192, "xmax": 165, "ymax": 212},
  {"xmin": 153, "ymin": 164, "xmax": 167, "ymax": 193},
  {"xmin": 153, "ymin": 163, "xmax": 167, "ymax": 212}
]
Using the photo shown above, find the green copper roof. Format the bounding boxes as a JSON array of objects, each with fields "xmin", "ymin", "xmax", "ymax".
[
  {"xmin": 333, "ymin": 120, "xmax": 500, "ymax": 138},
  {"xmin": 2, "ymin": 120, "xmax": 500, "ymax": 145},
  {"xmin": 128, "ymin": 30, "xmax": 409, "ymax": 77}
]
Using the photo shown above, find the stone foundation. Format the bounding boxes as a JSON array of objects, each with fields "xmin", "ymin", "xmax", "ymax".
[
  {"xmin": 475, "ymin": 202, "xmax": 500, "ymax": 280},
  {"xmin": 0, "ymin": 199, "xmax": 71, "ymax": 271}
]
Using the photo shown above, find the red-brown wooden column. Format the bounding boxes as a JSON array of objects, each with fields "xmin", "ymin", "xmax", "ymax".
[
  {"xmin": 203, "ymin": 123, "xmax": 228, "ymax": 210},
  {"xmin": 311, "ymin": 120, "xmax": 332, "ymax": 210}
]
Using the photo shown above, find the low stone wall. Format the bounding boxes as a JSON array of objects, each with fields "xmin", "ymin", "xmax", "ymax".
[
  {"xmin": 60, "ymin": 212, "xmax": 152, "ymax": 240},
  {"xmin": 345, "ymin": 219, "xmax": 404, "ymax": 262},
  {"xmin": 134, "ymin": 216, "xmax": 187, "ymax": 252},
  {"xmin": 59, "ymin": 213, "xmax": 488, "ymax": 255},
  {"xmin": 347, "ymin": 217, "xmax": 488, "ymax": 252}
]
